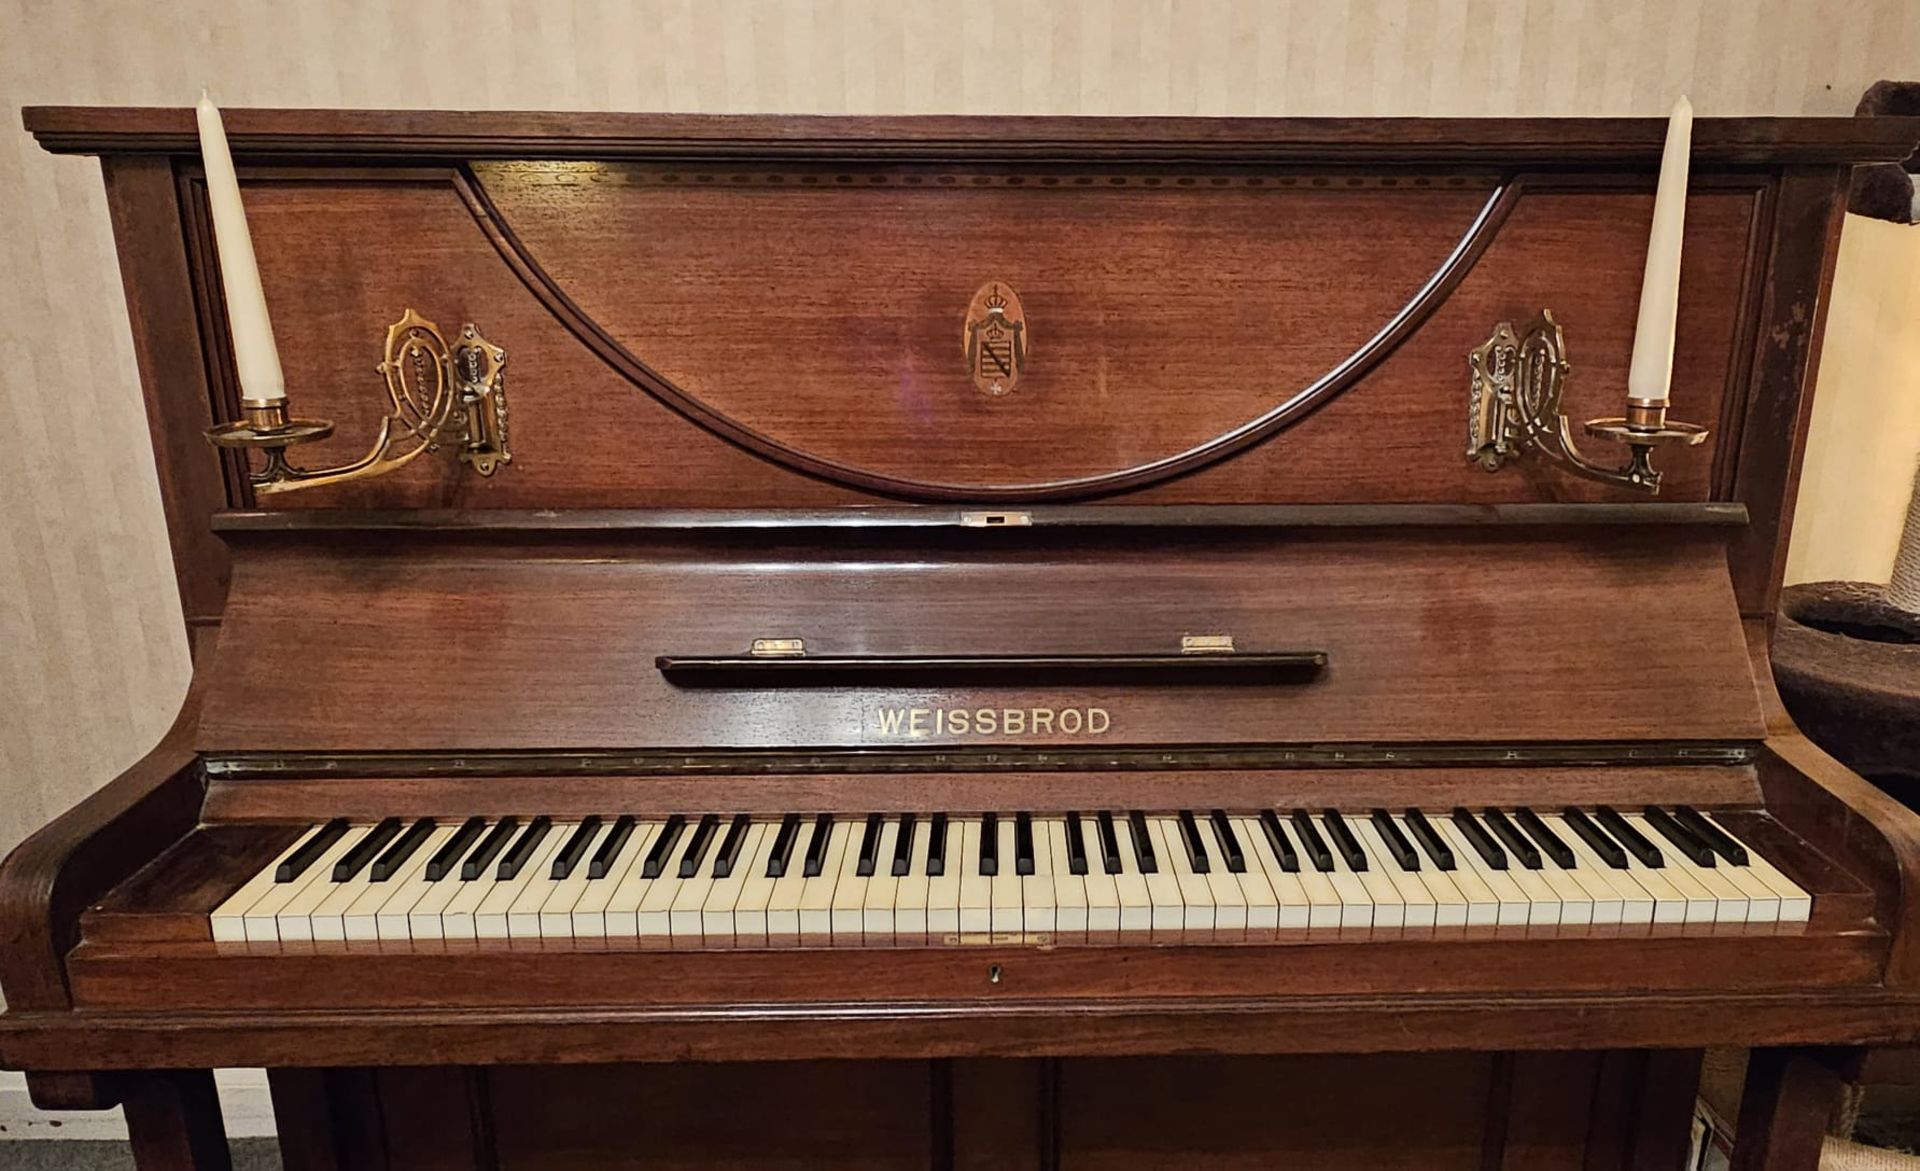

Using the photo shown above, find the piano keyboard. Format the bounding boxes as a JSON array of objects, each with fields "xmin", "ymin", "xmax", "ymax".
[{"xmin": 209, "ymin": 807, "xmax": 1812, "ymax": 945}]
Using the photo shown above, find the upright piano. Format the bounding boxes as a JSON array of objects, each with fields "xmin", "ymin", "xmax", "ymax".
[{"xmin": 6, "ymin": 106, "xmax": 1920, "ymax": 1170}]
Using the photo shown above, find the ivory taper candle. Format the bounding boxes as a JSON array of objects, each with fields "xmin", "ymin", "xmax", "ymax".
[
  {"xmin": 196, "ymin": 90, "xmax": 286, "ymax": 404},
  {"xmin": 1626, "ymin": 94, "xmax": 1693, "ymax": 408}
]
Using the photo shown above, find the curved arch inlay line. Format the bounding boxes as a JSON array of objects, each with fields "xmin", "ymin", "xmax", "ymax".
[{"xmin": 456, "ymin": 168, "xmax": 1521, "ymax": 502}]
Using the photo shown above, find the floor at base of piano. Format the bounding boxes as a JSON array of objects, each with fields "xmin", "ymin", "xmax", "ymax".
[
  {"xmin": 0, "ymin": 1068, "xmax": 277, "ymax": 1167},
  {"xmin": 0, "ymin": 1140, "xmax": 279, "ymax": 1169}
]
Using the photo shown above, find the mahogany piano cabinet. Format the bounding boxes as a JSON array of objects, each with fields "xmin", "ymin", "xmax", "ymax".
[{"xmin": 5, "ymin": 106, "xmax": 1920, "ymax": 1170}]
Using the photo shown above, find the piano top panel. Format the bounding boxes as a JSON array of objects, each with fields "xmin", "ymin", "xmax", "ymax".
[
  {"xmin": 24, "ymin": 106, "xmax": 1912, "ymax": 519},
  {"xmin": 197, "ymin": 524, "xmax": 1765, "ymax": 754}
]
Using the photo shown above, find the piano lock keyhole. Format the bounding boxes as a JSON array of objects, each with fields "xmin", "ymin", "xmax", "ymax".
[{"xmin": 988, "ymin": 964, "xmax": 1003, "ymax": 985}]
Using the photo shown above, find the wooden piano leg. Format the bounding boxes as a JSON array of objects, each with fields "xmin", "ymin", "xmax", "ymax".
[
  {"xmin": 121, "ymin": 1069, "xmax": 232, "ymax": 1171},
  {"xmin": 1730, "ymin": 1047, "xmax": 1855, "ymax": 1171}
]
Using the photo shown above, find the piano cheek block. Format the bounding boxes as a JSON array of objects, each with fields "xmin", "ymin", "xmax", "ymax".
[{"xmin": 14, "ymin": 104, "xmax": 1900, "ymax": 1168}]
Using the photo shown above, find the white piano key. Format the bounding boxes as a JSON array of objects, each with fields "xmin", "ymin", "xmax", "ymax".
[
  {"xmin": 1021, "ymin": 817, "xmax": 1056, "ymax": 934},
  {"xmin": 638, "ymin": 825, "xmax": 701, "ymax": 939},
  {"xmin": 1316, "ymin": 820, "xmax": 1379, "ymax": 931},
  {"xmin": 958, "ymin": 818, "xmax": 992, "ymax": 935},
  {"xmin": 1625, "ymin": 814, "xmax": 1742, "ymax": 924},
  {"xmin": 698, "ymin": 822, "xmax": 770, "ymax": 942},
  {"xmin": 1139, "ymin": 818, "xmax": 1187, "ymax": 935},
  {"xmin": 1211, "ymin": 818, "xmax": 1272, "ymax": 932},
  {"xmin": 1196, "ymin": 818, "xmax": 1249, "ymax": 932},
  {"xmin": 990, "ymin": 817, "xmax": 1023, "ymax": 934},
  {"xmin": 1704, "ymin": 814, "xmax": 1812, "ymax": 922},
  {"xmin": 476, "ymin": 824, "xmax": 571, "ymax": 940},
  {"xmin": 273, "ymin": 827, "xmax": 378, "ymax": 943},
  {"xmin": 210, "ymin": 825, "xmax": 328, "ymax": 943},
  {"xmin": 1548, "ymin": 815, "xmax": 1654, "ymax": 926},
  {"xmin": 1447, "ymin": 814, "xmax": 1557, "ymax": 927},
  {"xmin": 1600, "ymin": 834, "xmax": 1693, "ymax": 926},
  {"xmin": 765, "ymin": 818, "xmax": 820, "ymax": 941},
  {"xmin": 925, "ymin": 819, "xmax": 963, "ymax": 935},
  {"xmin": 797, "ymin": 819, "xmax": 853, "ymax": 937},
  {"xmin": 1079, "ymin": 822, "xmax": 1125, "ymax": 933},
  {"xmin": 1433, "ymin": 819, "xmax": 1531, "ymax": 927},
  {"xmin": 1110, "ymin": 820, "xmax": 1157, "ymax": 933},
  {"xmin": 1235, "ymin": 816, "xmax": 1304, "ymax": 931},
  {"xmin": 727, "ymin": 823, "xmax": 784, "ymax": 942},
  {"xmin": 504, "ymin": 822, "xmax": 586, "ymax": 939},
  {"xmin": 573, "ymin": 821, "xmax": 659, "ymax": 939},
  {"xmin": 535, "ymin": 821, "xmax": 615, "ymax": 940},
  {"xmin": 343, "ymin": 825, "xmax": 457, "ymax": 942},
  {"xmin": 1697, "ymin": 831, "xmax": 1781, "ymax": 923},
  {"xmin": 667, "ymin": 826, "xmax": 728, "ymax": 942},
  {"xmin": 1048, "ymin": 819, "xmax": 1089, "ymax": 936},
  {"xmin": 892, "ymin": 818, "xmax": 934, "ymax": 938},
  {"xmin": 861, "ymin": 819, "xmax": 903, "ymax": 938},
  {"xmin": 1527, "ymin": 846, "xmax": 1594, "ymax": 927},
  {"xmin": 829, "ymin": 818, "xmax": 877, "ymax": 941},
  {"xmin": 1353, "ymin": 819, "xmax": 1434, "ymax": 930},
  {"xmin": 1157, "ymin": 817, "xmax": 1216, "ymax": 933}
]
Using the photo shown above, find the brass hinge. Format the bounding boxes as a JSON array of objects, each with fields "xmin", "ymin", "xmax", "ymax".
[
  {"xmin": 749, "ymin": 638, "xmax": 807, "ymax": 658},
  {"xmin": 1180, "ymin": 634, "xmax": 1236, "ymax": 655}
]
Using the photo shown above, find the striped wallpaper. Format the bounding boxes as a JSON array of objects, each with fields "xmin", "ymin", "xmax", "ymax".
[{"xmin": 2, "ymin": 0, "xmax": 1917, "ymax": 857}]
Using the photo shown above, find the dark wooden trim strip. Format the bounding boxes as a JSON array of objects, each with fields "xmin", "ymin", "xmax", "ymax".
[
  {"xmin": 24, "ymin": 108, "xmax": 1920, "ymax": 165},
  {"xmin": 210, "ymin": 502, "xmax": 1751, "ymax": 532},
  {"xmin": 656, "ymin": 650, "xmax": 1329, "ymax": 689},
  {"xmin": 457, "ymin": 167, "xmax": 1518, "ymax": 501},
  {"xmin": 200, "ymin": 740, "xmax": 1758, "ymax": 780}
]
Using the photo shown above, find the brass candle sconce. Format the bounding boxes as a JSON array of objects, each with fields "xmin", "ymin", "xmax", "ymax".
[
  {"xmin": 1467, "ymin": 311, "xmax": 1707, "ymax": 494},
  {"xmin": 205, "ymin": 309, "xmax": 511, "ymax": 495}
]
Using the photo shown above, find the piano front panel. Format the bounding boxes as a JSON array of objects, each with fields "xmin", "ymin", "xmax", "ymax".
[
  {"xmin": 196, "ymin": 529, "xmax": 1763, "ymax": 752},
  {"xmin": 210, "ymin": 160, "xmax": 1763, "ymax": 509}
]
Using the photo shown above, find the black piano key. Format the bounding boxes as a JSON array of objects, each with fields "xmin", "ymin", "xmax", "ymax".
[
  {"xmin": 1320, "ymin": 810, "xmax": 1367, "ymax": 872},
  {"xmin": 588, "ymin": 815, "xmax": 637, "ymax": 879},
  {"xmin": 1642, "ymin": 806, "xmax": 1716, "ymax": 867},
  {"xmin": 1369, "ymin": 810, "xmax": 1420, "ymax": 871},
  {"xmin": 425, "ymin": 817, "xmax": 486, "ymax": 881},
  {"xmin": 1065, "ymin": 812, "xmax": 1090, "ymax": 876},
  {"xmin": 1291, "ymin": 809, "xmax": 1334, "ymax": 872},
  {"xmin": 333, "ymin": 818, "xmax": 403, "ymax": 882},
  {"xmin": 1450, "ymin": 808, "xmax": 1508, "ymax": 871},
  {"xmin": 1401, "ymin": 809, "xmax": 1455, "ymax": 871},
  {"xmin": 802, "ymin": 813, "xmax": 834, "ymax": 878},
  {"xmin": 370, "ymin": 817, "xmax": 435, "ymax": 882},
  {"xmin": 1127, "ymin": 810, "xmax": 1158, "ymax": 874},
  {"xmin": 979, "ymin": 812, "xmax": 1000, "ymax": 876},
  {"xmin": 856, "ymin": 812, "xmax": 885, "ymax": 878},
  {"xmin": 1514, "ymin": 808, "xmax": 1577, "ymax": 869},
  {"xmin": 462, "ymin": 817, "xmax": 520, "ymax": 881},
  {"xmin": 1480, "ymin": 809, "xmax": 1541, "ymax": 869},
  {"xmin": 677, "ymin": 813, "xmax": 722, "ymax": 878},
  {"xmin": 1209, "ymin": 810, "xmax": 1246, "ymax": 874},
  {"xmin": 496, "ymin": 816, "xmax": 554, "ymax": 880},
  {"xmin": 926, "ymin": 813, "xmax": 949, "ymax": 877},
  {"xmin": 711, "ymin": 813, "xmax": 752, "ymax": 878},
  {"xmin": 1674, "ymin": 806, "xmax": 1749, "ymax": 866},
  {"xmin": 1015, "ymin": 812, "xmax": 1036, "ymax": 877},
  {"xmin": 642, "ymin": 815, "xmax": 688, "ymax": 879},
  {"xmin": 1259, "ymin": 810, "xmax": 1300, "ymax": 872},
  {"xmin": 549, "ymin": 816, "xmax": 603, "ymax": 880},
  {"xmin": 765, "ymin": 813, "xmax": 803, "ymax": 878},
  {"xmin": 891, "ymin": 813, "xmax": 917, "ymax": 877},
  {"xmin": 1176, "ymin": 810, "xmax": 1211, "ymax": 875},
  {"xmin": 1561, "ymin": 807, "xmax": 1629, "ymax": 869},
  {"xmin": 1594, "ymin": 806, "xmax": 1663, "ymax": 869},
  {"xmin": 277, "ymin": 818, "xmax": 349, "ymax": 883},
  {"xmin": 1096, "ymin": 811, "xmax": 1123, "ymax": 874}
]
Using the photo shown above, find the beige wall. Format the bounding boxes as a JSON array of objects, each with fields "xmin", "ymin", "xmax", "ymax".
[{"xmin": 3, "ymin": 0, "xmax": 1919, "ymax": 856}]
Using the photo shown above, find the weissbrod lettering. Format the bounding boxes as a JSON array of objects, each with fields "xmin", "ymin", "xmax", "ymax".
[{"xmin": 872, "ymin": 706, "xmax": 1111, "ymax": 738}]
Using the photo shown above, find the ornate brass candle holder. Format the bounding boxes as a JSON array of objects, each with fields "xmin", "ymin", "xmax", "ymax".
[
  {"xmin": 1467, "ymin": 310, "xmax": 1707, "ymax": 493},
  {"xmin": 205, "ymin": 309, "xmax": 511, "ymax": 495}
]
